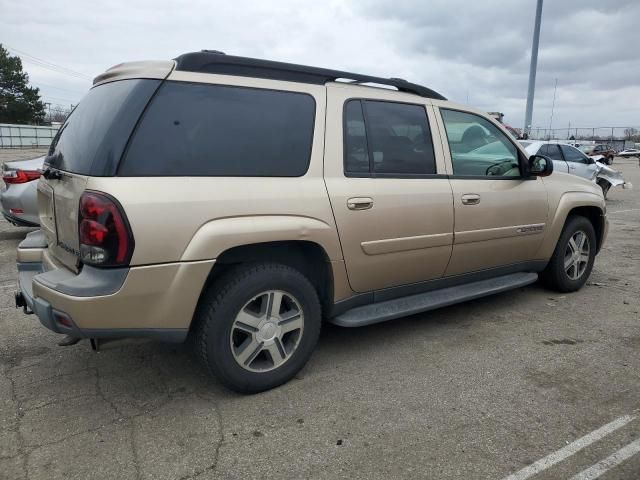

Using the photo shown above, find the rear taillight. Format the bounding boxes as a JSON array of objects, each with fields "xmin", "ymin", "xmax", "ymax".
[
  {"xmin": 78, "ymin": 191, "xmax": 134, "ymax": 267},
  {"xmin": 2, "ymin": 169, "xmax": 41, "ymax": 185}
]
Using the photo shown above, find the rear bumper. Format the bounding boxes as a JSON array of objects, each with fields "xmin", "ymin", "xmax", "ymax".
[
  {"xmin": 3, "ymin": 211, "xmax": 39, "ymax": 227},
  {"xmin": 0, "ymin": 182, "xmax": 40, "ymax": 226},
  {"xmin": 16, "ymin": 231, "xmax": 214, "ymax": 342}
]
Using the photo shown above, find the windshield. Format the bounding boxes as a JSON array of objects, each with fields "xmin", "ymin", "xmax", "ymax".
[{"xmin": 46, "ymin": 79, "xmax": 160, "ymax": 176}]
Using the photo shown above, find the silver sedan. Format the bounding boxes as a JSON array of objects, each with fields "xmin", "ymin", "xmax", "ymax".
[
  {"xmin": 520, "ymin": 141, "xmax": 631, "ymax": 198},
  {"xmin": 1, "ymin": 156, "xmax": 44, "ymax": 227}
]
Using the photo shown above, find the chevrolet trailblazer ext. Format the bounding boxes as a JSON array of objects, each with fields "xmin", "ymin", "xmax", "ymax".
[{"xmin": 15, "ymin": 51, "xmax": 607, "ymax": 393}]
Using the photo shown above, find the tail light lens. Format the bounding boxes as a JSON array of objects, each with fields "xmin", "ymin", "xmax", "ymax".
[
  {"xmin": 3, "ymin": 169, "xmax": 41, "ymax": 185},
  {"xmin": 78, "ymin": 191, "xmax": 134, "ymax": 267}
]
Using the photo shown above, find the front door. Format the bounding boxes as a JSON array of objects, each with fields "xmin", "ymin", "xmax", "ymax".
[
  {"xmin": 434, "ymin": 107, "xmax": 549, "ymax": 276},
  {"xmin": 560, "ymin": 144, "xmax": 598, "ymax": 181},
  {"xmin": 324, "ymin": 85, "xmax": 454, "ymax": 293}
]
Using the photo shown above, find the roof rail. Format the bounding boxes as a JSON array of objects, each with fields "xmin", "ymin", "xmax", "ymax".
[{"xmin": 173, "ymin": 51, "xmax": 446, "ymax": 101}]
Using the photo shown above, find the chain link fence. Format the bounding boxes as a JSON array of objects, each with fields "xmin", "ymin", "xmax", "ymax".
[
  {"xmin": 0, "ymin": 123, "xmax": 60, "ymax": 149},
  {"xmin": 527, "ymin": 126, "xmax": 640, "ymax": 150}
]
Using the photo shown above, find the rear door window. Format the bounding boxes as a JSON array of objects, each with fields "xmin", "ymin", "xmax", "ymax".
[
  {"xmin": 119, "ymin": 82, "xmax": 316, "ymax": 177},
  {"xmin": 344, "ymin": 99, "xmax": 436, "ymax": 176}
]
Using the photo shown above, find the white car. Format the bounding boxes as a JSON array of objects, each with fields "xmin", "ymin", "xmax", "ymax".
[
  {"xmin": 617, "ymin": 148, "xmax": 640, "ymax": 158},
  {"xmin": 1, "ymin": 156, "xmax": 44, "ymax": 226},
  {"xmin": 520, "ymin": 141, "xmax": 631, "ymax": 198}
]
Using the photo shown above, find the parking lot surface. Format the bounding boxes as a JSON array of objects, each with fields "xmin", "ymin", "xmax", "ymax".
[{"xmin": 1, "ymin": 150, "xmax": 639, "ymax": 480}]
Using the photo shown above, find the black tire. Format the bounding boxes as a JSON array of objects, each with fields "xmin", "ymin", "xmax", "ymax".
[
  {"xmin": 597, "ymin": 179, "xmax": 611, "ymax": 198},
  {"xmin": 192, "ymin": 263, "xmax": 321, "ymax": 394},
  {"xmin": 541, "ymin": 215, "xmax": 596, "ymax": 293}
]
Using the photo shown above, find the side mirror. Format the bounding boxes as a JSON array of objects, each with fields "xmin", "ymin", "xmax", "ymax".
[{"xmin": 528, "ymin": 154, "xmax": 553, "ymax": 177}]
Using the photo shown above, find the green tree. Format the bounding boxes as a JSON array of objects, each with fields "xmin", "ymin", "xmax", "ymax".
[{"xmin": 0, "ymin": 44, "xmax": 46, "ymax": 124}]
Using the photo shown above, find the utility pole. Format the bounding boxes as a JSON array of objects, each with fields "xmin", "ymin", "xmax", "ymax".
[
  {"xmin": 524, "ymin": 0, "xmax": 544, "ymax": 136},
  {"xmin": 548, "ymin": 78, "xmax": 557, "ymax": 138}
]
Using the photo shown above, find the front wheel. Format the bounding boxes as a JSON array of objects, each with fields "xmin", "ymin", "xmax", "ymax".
[
  {"xmin": 192, "ymin": 263, "xmax": 321, "ymax": 393},
  {"xmin": 541, "ymin": 216, "xmax": 596, "ymax": 292},
  {"xmin": 597, "ymin": 179, "xmax": 611, "ymax": 198}
]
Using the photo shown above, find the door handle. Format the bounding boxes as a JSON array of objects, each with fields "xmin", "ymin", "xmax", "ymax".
[
  {"xmin": 461, "ymin": 194, "xmax": 481, "ymax": 205},
  {"xmin": 347, "ymin": 197, "xmax": 373, "ymax": 210}
]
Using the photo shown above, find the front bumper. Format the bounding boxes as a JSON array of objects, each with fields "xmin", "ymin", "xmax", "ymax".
[
  {"xmin": 16, "ymin": 231, "xmax": 215, "ymax": 342},
  {"xmin": 600, "ymin": 214, "xmax": 610, "ymax": 251}
]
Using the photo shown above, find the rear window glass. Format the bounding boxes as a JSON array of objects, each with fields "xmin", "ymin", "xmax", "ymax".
[
  {"xmin": 119, "ymin": 82, "xmax": 316, "ymax": 177},
  {"xmin": 46, "ymin": 79, "xmax": 160, "ymax": 176}
]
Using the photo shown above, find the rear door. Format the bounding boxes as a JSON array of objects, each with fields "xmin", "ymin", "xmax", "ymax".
[
  {"xmin": 324, "ymin": 84, "xmax": 454, "ymax": 293},
  {"xmin": 434, "ymin": 106, "xmax": 548, "ymax": 276}
]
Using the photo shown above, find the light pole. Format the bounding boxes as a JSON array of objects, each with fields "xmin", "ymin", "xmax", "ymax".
[{"xmin": 524, "ymin": 0, "xmax": 544, "ymax": 136}]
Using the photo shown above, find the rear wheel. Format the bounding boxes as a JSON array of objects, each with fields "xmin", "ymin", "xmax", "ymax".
[
  {"xmin": 541, "ymin": 216, "xmax": 596, "ymax": 292},
  {"xmin": 192, "ymin": 263, "xmax": 321, "ymax": 393}
]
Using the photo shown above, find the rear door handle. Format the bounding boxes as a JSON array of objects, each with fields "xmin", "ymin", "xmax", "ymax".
[
  {"xmin": 347, "ymin": 197, "xmax": 373, "ymax": 210},
  {"xmin": 461, "ymin": 194, "xmax": 481, "ymax": 205}
]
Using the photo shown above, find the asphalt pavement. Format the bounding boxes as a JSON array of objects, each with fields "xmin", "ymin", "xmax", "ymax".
[{"xmin": 1, "ymin": 150, "xmax": 639, "ymax": 479}]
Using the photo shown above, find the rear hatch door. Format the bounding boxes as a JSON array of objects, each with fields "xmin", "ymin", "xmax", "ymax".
[
  {"xmin": 40, "ymin": 78, "xmax": 162, "ymax": 271},
  {"xmin": 38, "ymin": 173, "xmax": 89, "ymax": 271}
]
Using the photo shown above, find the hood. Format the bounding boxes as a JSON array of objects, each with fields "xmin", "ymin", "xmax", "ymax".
[
  {"xmin": 545, "ymin": 170, "xmax": 603, "ymax": 196},
  {"xmin": 2, "ymin": 156, "xmax": 46, "ymax": 171}
]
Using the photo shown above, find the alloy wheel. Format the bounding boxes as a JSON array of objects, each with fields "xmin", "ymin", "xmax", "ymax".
[
  {"xmin": 230, "ymin": 290, "xmax": 304, "ymax": 372},
  {"xmin": 564, "ymin": 230, "xmax": 590, "ymax": 280}
]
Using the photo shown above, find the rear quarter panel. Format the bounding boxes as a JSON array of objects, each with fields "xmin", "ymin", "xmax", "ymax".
[{"xmin": 85, "ymin": 75, "xmax": 344, "ymax": 281}]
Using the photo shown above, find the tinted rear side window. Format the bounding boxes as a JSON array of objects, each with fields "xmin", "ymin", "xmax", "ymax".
[
  {"xmin": 46, "ymin": 79, "xmax": 161, "ymax": 176},
  {"xmin": 119, "ymin": 82, "xmax": 316, "ymax": 176},
  {"xmin": 344, "ymin": 99, "xmax": 436, "ymax": 176}
]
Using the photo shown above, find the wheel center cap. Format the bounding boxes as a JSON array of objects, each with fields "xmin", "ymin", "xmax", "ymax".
[{"xmin": 259, "ymin": 322, "xmax": 278, "ymax": 341}]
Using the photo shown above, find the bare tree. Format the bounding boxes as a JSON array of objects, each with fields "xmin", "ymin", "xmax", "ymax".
[
  {"xmin": 624, "ymin": 127, "xmax": 638, "ymax": 140},
  {"xmin": 45, "ymin": 104, "xmax": 72, "ymax": 123}
]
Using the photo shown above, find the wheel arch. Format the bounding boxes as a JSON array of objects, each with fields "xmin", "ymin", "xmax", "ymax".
[
  {"xmin": 566, "ymin": 205, "xmax": 605, "ymax": 253},
  {"xmin": 193, "ymin": 240, "xmax": 335, "ymax": 327},
  {"xmin": 537, "ymin": 192, "xmax": 606, "ymax": 259}
]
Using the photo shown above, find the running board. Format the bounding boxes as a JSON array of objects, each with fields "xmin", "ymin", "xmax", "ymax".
[{"xmin": 331, "ymin": 272, "xmax": 538, "ymax": 327}]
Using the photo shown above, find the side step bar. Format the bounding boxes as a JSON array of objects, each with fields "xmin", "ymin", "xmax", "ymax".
[{"xmin": 330, "ymin": 272, "xmax": 538, "ymax": 328}]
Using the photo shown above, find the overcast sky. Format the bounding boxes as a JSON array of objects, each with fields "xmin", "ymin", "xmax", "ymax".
[{"xmin": 2, "ymin": 0, "xmax": 639, "ymax": 132}]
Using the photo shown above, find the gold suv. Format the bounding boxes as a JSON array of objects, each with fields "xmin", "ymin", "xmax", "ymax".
[{"xmin": 15, "ymin": 51, "xmax": 608, "ymax": 392}]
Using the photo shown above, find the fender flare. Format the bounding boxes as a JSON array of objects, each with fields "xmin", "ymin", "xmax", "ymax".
[
  {"xmin": 180, "ymin": 215, "xmax": 343, "ymax": 262},
  {"xmin": 535, "ymin": 191, "xmax": 605, "ymax": 259}
]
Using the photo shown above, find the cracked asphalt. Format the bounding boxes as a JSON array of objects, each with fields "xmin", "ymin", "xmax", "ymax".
[{"xmin": 1, "ymin": 149, "xmax": 639, "ymax": 479}]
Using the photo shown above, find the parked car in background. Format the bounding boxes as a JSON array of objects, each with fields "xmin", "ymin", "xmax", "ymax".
[
  {"xmin": 521, "ymin": 141, "xmax": 631, "ymax": 198},
  {"xmin": 618, "ymin": 148, "xmax": 640, "ymax": 159},
  {"xmin": 581, "ymin": 144, "xmax": 615, "ymax": 165},
  {"xmin": 1, "ymin": 156, "xmax": 44, "ymax": 227}
]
